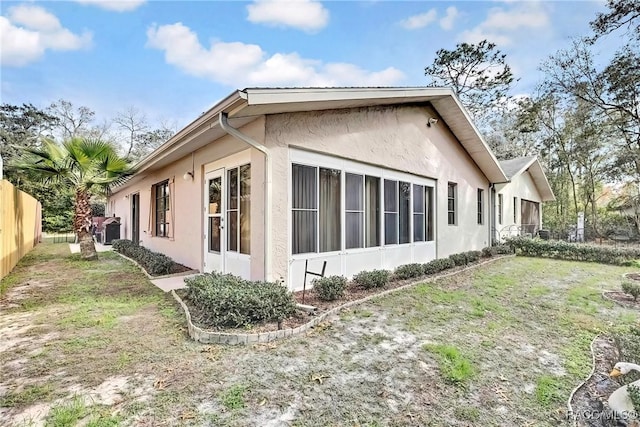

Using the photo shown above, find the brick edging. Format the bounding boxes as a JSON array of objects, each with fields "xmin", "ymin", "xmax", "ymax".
[
  {"xmin": 601, "ymin": 291, "xmax": 639, "ymax": 310},
  {"xmin": 112, "ymin": 251, "xmax": 198, "ymax": 280},
  {"xmin": 173, "ymin": 254, "xmax": 515, "ymax": 345}
]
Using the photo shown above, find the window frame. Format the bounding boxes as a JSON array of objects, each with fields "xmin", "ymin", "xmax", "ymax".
[
  {"xmin": 447, "ymin": 182, "xmax": 457, "ymax": 226},
  {"xmin": 513, "ymin": 196, "xmax": 518, "ymax": 223},
  {"xmin": 153, "ymin": 180, "xmax": 170, "ymax": 238},
  {"xmin": 290, "ymin": 152, "xmax": 436, "ymax": 257},
  {"xmin": 226, "ymin": 164, "xmax": 251, "ymax": 255},
  {"xmin": 498, "ymin": 193, "xmax": 503, "ymax": 225},
  {"xmin": 477, "ymin": 188, "xmax": 484, "ymax": 225}
]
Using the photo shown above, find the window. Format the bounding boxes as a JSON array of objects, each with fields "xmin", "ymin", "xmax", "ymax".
[
  {"xmin": 413, "ymin": 184, "xmax": 425, "ymax": 242},
  {"xmin": 154, "ymin": 180, "xmax": 169, "ymax": 237},
  {"xmin": 365, "ymin": 176, "xmax": 380, "ymax": 247},
  {"xmin": 426, "ymin": 186, "xmax": 434, "ymax": 241},
  {"xmin": 513, "ymin": 197, "xmax": 518, "ymax": 223},
  {"xmin": 498, "ymin": 194, "xmax": 503, "ymax": 225},
  {"xmin": 399, "ymin": 182, "xmax": 411, "ymax": 244},
  {"xmin": 291, "ymin": 165, "xmax": 341, "ymax": 254},
  {"xmin": 477, "ymin": 189, "xmax": 484, "ymax": 224},
  {"xmin": 292, "ymin": 164, "xmax": 317, "ymax": 254},
  {"xmin": 447, "ymin": 183, "xmax": 457, "ymax": 225},
  {"xmin": 384, "ymin": 180, "xmax": 398, "ymax": 244},
  {"xmin": 226, "ymin": 164, "xmax": 251, "ymax": 255},
  {"xmin": 346, "ymin": 173, "xmax": 364, "ymax": 249}
]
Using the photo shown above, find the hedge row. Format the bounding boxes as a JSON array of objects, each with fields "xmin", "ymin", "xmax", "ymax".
[
  {"xmin": 112, "ymin": 239, "xmax": 175, "ymax": 276},
  {"xmin": 506, "ymin": 236, "xmax": 640, "ymax": 265},
  {"xmin": 311, "ymin": 244, "xmax": 513, "ymax": 299},
  {"xmin": 185, "ymin": 272, "xmax": 296, "ymax": 328}
]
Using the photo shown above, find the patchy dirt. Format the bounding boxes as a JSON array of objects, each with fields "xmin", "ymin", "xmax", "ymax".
[
  {"xmin": 603, "ymin": 291, "xmax": 640, "ymax": 310},
  {"xmin": 569, "ymin": 336, "xmax": 632, "ymax": 427}
]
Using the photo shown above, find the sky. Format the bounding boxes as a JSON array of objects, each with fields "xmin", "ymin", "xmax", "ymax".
[{"xmin": 0, "ymin": 0, "xmax": 626, "ymax": 131}]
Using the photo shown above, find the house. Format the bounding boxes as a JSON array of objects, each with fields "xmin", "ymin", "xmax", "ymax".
[
  {"xmin": 493, "ymin": 156, "xmax": 555, "ymax": 241},
  {"xmin": 107, "ymin": 87, "xmax": 551, "ymax": 291}
]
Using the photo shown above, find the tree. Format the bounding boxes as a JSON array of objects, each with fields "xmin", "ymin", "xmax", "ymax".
[
  {"xmin": 12, "ymin": 138, "xmax": 135, "ymax": 259},
  {"xmin": 424, "ymin": 40, "xmax": 515, "ymax": 119},
  {"xmin": 590, "ymin": 0, "xmax": 640, "ymax": 41},
  {"xmin": 48, "ymin": 99, "xmax": 96, "ymax": 140}
]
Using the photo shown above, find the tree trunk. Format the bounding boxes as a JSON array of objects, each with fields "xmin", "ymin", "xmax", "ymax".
[{"xmin": 74, "ymin": 188, "xmax": 97, "ymax": 260}]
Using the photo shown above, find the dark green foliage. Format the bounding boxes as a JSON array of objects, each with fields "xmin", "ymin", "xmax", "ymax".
[
  {"xmin": 313, "ymin": 276, "xmax": 347, "ymax": 301},
  {"xmin": 353, "ymin": 270, "xmax": 390, "ymax": 289},
  {"xmin": 466, "ymin": 251, "xmax": 481, "ymax": 263},
  {"xmin": 112, "ymin": 239, "xmax": 175, "ymax": 276},
  {"xmin": 507, "ymin": 236, "xmax": 640, "ymax": 265},
  {"xmin": 185, "ymin": 272, "xmax": 296, "ymax": 328},
  {"xmin": 449, "ymin": 251, "xmax": 483, "ymax": 266},
  {"xmin": 622, "ymin": 281, "xmax": 640, "ymax": 301},
  {"xmin": 449, "ymin": 253, "xmax": 467, "ymax": 266},
  {"xmin": 423, "ymin": 258, "xmax": 456, "ymax": 275},
  {"xmin": 616, "ymin": 326, "xmax": 640, "ymax": 366},
  {"xmin": 394, "ymin": 263, "xmax": 425, "ymax": 280}
]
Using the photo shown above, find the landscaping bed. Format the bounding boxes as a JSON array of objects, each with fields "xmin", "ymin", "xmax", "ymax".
[{"xmin": 112, "ymin": 239, "xmax": 192, "ymax": 276}]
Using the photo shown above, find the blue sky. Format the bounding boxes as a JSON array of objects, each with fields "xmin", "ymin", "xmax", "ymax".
[{"xmin": 0, "ymin": 0, "xmax": 624, "ymax": 130}]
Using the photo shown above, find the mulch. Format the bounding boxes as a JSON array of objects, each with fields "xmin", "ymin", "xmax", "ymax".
[{"xmin": 603, "ymin": 291, "xmax": 640, "ymax": 310}]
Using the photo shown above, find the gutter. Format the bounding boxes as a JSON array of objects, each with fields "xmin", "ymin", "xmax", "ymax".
[{"xmin": 219, "ymin": 112, "xmax": 273, "ymax": 282}]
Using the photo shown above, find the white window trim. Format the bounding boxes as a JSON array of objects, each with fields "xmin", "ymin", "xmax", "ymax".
[{"xmin": 289, "ymin": 149, "xmax": 436, "ymax": 259}]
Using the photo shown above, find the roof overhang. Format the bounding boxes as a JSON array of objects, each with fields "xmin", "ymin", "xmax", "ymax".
[
  {"xmin": 511, "ymin": 157, "xmax": 555, "ymax": 202},
  {"xmin": 114, "ymin": 87, "xmax": 508, "ymax": 192}
]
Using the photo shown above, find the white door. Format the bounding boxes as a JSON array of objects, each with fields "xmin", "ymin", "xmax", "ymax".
[{"xmin": 204, "ymin": 169, "xmax": 224, "ymax": 273}]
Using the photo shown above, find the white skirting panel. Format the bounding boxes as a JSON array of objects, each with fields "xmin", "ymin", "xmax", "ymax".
[{"xmin": 288, "ymin": 242, "xmax": 436, "ymax": 292}]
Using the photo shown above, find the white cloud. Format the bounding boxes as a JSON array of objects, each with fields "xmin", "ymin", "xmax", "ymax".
[
  {"xmin": 146, "ymin": 22, "xmax": 404, "ymax": 87},
  {"xmin": 1, "ymin": 5, "xmax": 92, "ymax": 67},
  {"xmin": 246, "ymin": 0, "xmax": 329, "ymax": 32},
  {"xmin": 399, "ymin": 9, "xmax": 437, "ymax": 30},
  {"xmin": 439, "ymin": 6, "xmax": 459, "ymax": 30},
  {"xmin": 459, "ymin": 3, "xmax": 550, "ymax": 45},
  {"xmin": 73, "ymin": 0, "xmax": 146, "ymax": 12}
]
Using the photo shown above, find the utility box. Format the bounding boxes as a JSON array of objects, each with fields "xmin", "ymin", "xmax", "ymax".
[
  {"xmin": 538, "ymin": 229, "xmax": 550, "ymax": 240},
  {"xmin": 103, "ymin": 217, "xmax": 121, "ymax": 245}
]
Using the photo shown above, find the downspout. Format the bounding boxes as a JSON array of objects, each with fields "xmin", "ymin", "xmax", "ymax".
[{"xmin": 219, "ymin": 112, "xmax": 273, "ymax": 282}]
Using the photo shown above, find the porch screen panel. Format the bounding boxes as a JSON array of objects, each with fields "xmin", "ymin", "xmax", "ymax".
[
  {"xmin": 239, "ymin": 164, "xmax": 251, "ymax": 255},
  {"xmin": 365, "ymin": 176, "xmax": 380, "ymax": 247},
  {"xmin": 399, "ymin": 181, "xmax": 411, "ymax": 244},
  {"xmin": 292, "ymin": 164, "xmax": 317, "ymax": 254},
  {"xmin": 413, "ymin": 184, "xmax": 425, "ymax": 242},
  {"xmin": 319, "ymin": 168, "xmax": 341, "ymax": 252},
  {"xmin": 345, "ymin": 173, "xmax": 364, "ymax": 249},
  {"xmin": 384, "ymin": 179, "xmax": 398, "ymax": 244},
  {"xmin": 227, "ymin": 168, "xmax": 238, "ymax": 252},
  {"xmin": 426, "ymin": 186, "xmax": 434, "ymax": 241}
]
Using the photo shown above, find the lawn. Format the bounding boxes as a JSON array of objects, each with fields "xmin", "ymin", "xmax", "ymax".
[{"xmin": 0, "ymin": 243, "xmax": 638, "ymax": 426}]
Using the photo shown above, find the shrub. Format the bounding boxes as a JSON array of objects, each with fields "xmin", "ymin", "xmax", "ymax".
[
  {"xmin": 185, "ymin": 272, "xmax": 296, "ymax": 328},
  {"xmin": 112, "ymin": 239, "xmax": 175, "ymax": 276},
  {"xmin": 507, "ymin": 236, "xmax": 640, "ymax": 265},
  {"xmin": 313, "ymin": 275, "xmax": 347, "ymax": 301},
  {"xmin": 394, "ymin": 263, "xmax": 424, "ymax": 280},
  {"xmin": 353, "ymin": 270, "xmax": 390, "ymax": 289},
  {"xmin": 465, "ymin": 251, "xmax": 481, "ymax": 263},
  {"xmin": 449, "ymin": 253, "xmax": 467, "ymax": 266},
  {"xmin": 423, "ymin": 258, "xmax": 455, "ymax": 275},
  {"xmin": 482, "ymin": 246, "xmax": 497, "ymax": 257},
  {"xmin": 494, "ymin": 244, "xmax": 514, "ymax": 255},
  {"xmin": 622, "ymin": 280, "xmax": 640, "ymax": 301}
]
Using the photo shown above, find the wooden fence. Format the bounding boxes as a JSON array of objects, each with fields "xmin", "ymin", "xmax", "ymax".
[{"xmin": 1, "ymin": 180, "xmax": 42, "ymax": 280}]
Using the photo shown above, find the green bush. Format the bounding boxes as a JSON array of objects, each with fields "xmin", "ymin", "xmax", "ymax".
[
  {"xmin": 313, "ymin": 276, "xmax": 347, "ymax": 301},
  {"xmin": 353, "ymin": 270, "xmax": 390, "ymax": 289},
  {"xmin": 423, "ymin": 258, "xmax": 455, "ymax": 275},
  {"xmin": 622, "ymin": 280, "xmax": 640, "ymax": 301},
  {"xmin": 449, "ymin": 253, "xmax": 467, "ymax": 266},
  {"xmin": 112, "ymin": 239, "xmax": 175, "ymax": 276},
  {"xmin": 482, "ymin": 246, "xmax": 497, "ymax": 257},
  {"xmin": 494, "ymin": 244, "xmax": 514, "ymax": 255},
  {"xmin": 507, "ymin": 236, "xmax": 640, "ymax": 265},
  {"xmin": 394, "ymin": 263, "xmax": 425, "ymax": 280},
  {"xmin": 185, "ymin": 272, "xmax": 296, "ymax": 328},
  {"xmin": 465, "ymin": 251, "xmax": 481, "ymax": 263}
]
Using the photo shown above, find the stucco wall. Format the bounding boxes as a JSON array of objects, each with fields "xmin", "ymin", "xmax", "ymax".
[
  {"xmin": 265, "ymin": 105, "xmax": 491, "ymax": 286},
  {"xmin": 494, "ymin": 170, "xmax": 543, "ymax": 239},
  {"xmin": 109, "ymin": 117, "xmax": 266, "ymax": 278}
]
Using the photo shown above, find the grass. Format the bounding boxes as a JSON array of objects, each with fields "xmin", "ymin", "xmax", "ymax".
[
  {"xmin": 423, "ymin": 343, "xmax": 475, "ymax": 385},
  {"xmin": 2, "ymin": 244, "xmax": 639, "ymax": 426}
]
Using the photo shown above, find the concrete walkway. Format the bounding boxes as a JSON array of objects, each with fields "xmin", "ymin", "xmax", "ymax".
[
  {"xmin": 68, "ymin": 242, "xmax": 114, "ymax": 254},
  {"xmin": 150, "ymin": 274, "xmax": 199, "ymax": 292}
]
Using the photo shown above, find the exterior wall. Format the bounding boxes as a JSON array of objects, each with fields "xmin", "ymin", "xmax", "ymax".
[
  {"xmin": 108, "ymin": 118, "xmax": 267, "ymax": 280},
  {"xmin": 265, "ymin": 105, "xmax": 491, "ymax": 290},
  {"xmin": 494, "ymin": 170, "xmax": 543, "ymax": 240}
]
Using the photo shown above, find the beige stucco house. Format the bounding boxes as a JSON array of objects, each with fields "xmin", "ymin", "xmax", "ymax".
[
  {"xmin": 493, "ymin": 156, "xmax": 555, "ymax": 241},
  {"xmin": 107, "ymin": 87, "xmax": 551, "ymax": 291}
]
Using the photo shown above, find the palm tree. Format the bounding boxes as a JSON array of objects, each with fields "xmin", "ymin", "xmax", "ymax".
[{"xmin": 14, "ymin": 138, "xmax": 135, "ymax": 259}]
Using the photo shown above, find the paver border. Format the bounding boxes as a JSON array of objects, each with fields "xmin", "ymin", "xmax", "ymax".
[{"xmin": 171, "ymin": 254, "xmax": 515, "ymax": 345}]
